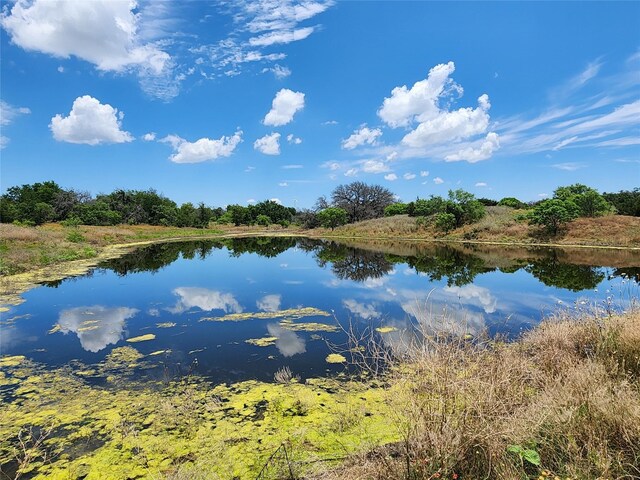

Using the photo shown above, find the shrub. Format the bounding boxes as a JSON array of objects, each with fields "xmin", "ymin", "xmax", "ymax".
[
  {"xmin": 498, "ymin": 197, "xmax": 528, "ymax": 209},
  {"xmin": 317, "ymin": 207, "xmax": 348, "ymax": 230},
  {"xmin": 435, "ymin": 212, "xmax": 456, "ymax": 232},
  {"xmin": 528, "ymin": 199, "xmax": 580, "ymax": 234},
  {"xmin": 256, "ymin": 214, "xmax": 271, "ymax": 226},
  {"xmin": 66, "ymin": 230, "xmax": 86, "ymax": 243},
  {"xmin": 384, "ymin": 203, "xmax": 409, "ymax": 217}
]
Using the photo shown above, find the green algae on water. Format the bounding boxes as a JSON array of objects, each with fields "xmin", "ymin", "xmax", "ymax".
[
  {"xmin": 325, "ymin": 353, "xmax": 347, "ymax": 364},
  {"xmin": 201, "ymin": 307, "xmax": 331, "ymax": 322}
]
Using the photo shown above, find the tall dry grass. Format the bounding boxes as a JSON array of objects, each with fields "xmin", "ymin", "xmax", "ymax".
[{"xmin": 320, "ymin": 308, "xmax": 640, "ymax": 480}]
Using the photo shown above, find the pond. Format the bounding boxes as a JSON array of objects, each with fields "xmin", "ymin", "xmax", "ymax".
[{"xmin": 2, "ymin": 237, "xmax": 638, "ymax": 384}]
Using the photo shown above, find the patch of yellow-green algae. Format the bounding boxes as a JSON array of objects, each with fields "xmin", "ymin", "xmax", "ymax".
[
  {"xmin": 245, "ymin": 336, "xmax": 278, "ymax": 347},
  {"xmin": 0, "ymin": 355, "xmax": 399, "ymax": 479},
  {"xmin": 156, "ymin": 322, "xmax": 176, "ymax": 328},
  {"xmin": 326, "ymin": 353, "xmax": 347, "ymax": 364},
  {"xmin": 201, "ymin": 307, "xmax": 331, "ymax": 322},
  {"xmin": 375, "ymin": 326, "xmax": 398, "ymax": 333},
  {"xmin": 125, "ymin": 333, "xmax": 156, "ymax": 343}
]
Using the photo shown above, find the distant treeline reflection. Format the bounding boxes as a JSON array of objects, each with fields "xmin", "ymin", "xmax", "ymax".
[{"xmin": 94, "ymin": 237, "xmax": 635, "ymax": 292}]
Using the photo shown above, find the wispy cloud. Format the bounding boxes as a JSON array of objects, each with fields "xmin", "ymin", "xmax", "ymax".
[{"xmin": 552, "ymin": 162, "xmax": 586, "ymax": 171}]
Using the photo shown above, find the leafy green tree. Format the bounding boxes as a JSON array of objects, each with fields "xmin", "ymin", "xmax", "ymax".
[
  {"xmin": 317, "ymin": 207, "xmax": 348, "ymax": 230},
  {"xmin": 477, "ymin": 197, "xmax": 498, "ymax": 206},
  {"xmin": 528, "ymin": 199, "xmax": 580, "ymax": 234},
  {"xmin": 72, "ymin": 201, "xmax": 122, "ymax": 226},
  {"xmin": 411, "ymin": 196, "xmax": 446, "ymax": 217},
  {"xmin": 226, "ymin": 204, "xmax": 252, "ymax": 226},
  {"xmin": 445, "ymin": 189, "xmax": 486, "ymax": 227},
  {"xmin": 176, "ymin": 203, "xmax": 198, "ymax": 227},
  {"xmin": 553, "ymin": 183, "xmax": 612, "ymax": 217},
  {"xmin": 498, "ymin": 197, "xmax": 528, "ymax": 209},
  {"xmin": 384, "ymin": 202, "xmax": 409, "ymax": 216},
  {"xmin": 603, "ymin": 188, "xmax": 640, "ymax": 217}
]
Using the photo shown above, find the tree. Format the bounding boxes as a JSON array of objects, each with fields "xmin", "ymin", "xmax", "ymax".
[
  {"xmin": 445, "ymin": 189, "xmax": 486, "ymax": 227},
  {"xmin": 317, "ymin": 207, "xmax": 348, "ymax": 230},
  {"xmin": 528, "ymin": 199, "xmax": 580, "ymax": 234},
  {"xmin": 256, "ymin": 214, "xmax": 271, "ymax": 226},
  {"xmin": 553, "ymin": 183, "xmax": 612, "ymax": 218},
  {"xmin": 330, "ymin": 182, "xmax": 395, "ymax": 222},
  {"xmin": 435, "ymin": 212, "xmax": 456, "ymax": 232},
  {"xmin": 411, "ymin": 196, "xmax": 446, "ymax": 217},
  {"xmin": 603, "ymin": 188, "xmax": 640, "ymax": 217},
  {"xmin": 384, "ymin": 202, "xmax": 409, "ymax": 216}
]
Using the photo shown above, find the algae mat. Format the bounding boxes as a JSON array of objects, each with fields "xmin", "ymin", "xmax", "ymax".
[{"xmin": 0, "ymin": 353, "xmax": 399, "ymax": 479}]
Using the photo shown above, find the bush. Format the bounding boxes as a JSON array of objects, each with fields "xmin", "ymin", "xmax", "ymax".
[
  {"xmin": 317, "ymin": 207, "xmax": 348, "ymax": 230},
  {"xmin": 435, "ymin": 212, "xmax": 456, "ymax": 232},
  {"xmin": 528, "ymin": 199, "xmax": 580, "ymax": 234},
  {"xmin": 256, "ymin": 214, "xmax": 271, "ymax": 226},
  {"xmin": 66, "ymin": 230, "xmax": 86, "ymax": 243},
  {"xmin": 384, "ymin": 203, "xmax": 409, "ymax": 217},
  {"xmin": 498, "ymin": 197, "xmax": 528, "ymax": 209}
]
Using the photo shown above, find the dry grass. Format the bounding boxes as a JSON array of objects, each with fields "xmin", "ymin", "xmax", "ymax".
[
  {"xmin": 320, "ymin": 209, "xmax": 640, "ymax": 248},
  {"xmin": 319, "ymin": 308, "xmax": 640, "ymax": 480}
]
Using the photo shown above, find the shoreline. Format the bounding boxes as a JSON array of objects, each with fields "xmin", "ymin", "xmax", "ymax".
[{"xmin": 1, "ymin": 228, "xmax": 638, "ymax": 308}]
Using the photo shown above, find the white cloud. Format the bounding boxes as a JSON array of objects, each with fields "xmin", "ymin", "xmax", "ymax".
[
  {"xmin": 50, "ymin": 95, "xmax": 133, "ymax": 145},
  {"xmin": 161, "ymin": 130, "xmax": 243, "ymax": 163},
  {"xmin": 322, "ymin": 120, "xmax": 338, "ymax": 125},
  {"xmin": 445, "ymin": 132, "xmax": 500, "ymax": 163},
  {"xmin": 0, "ymin": 100, "xmax": 30, "ymax": 148},
  {"xmin": 254, "ymin": 132, "xmax": 281, "ymax": 155},
  {"xmin": 475, "ymin": 182, "xmax": 488, "ymax": 187},
  {"xmin": 360, "ymin": 159, "xmax": 389, "ymax": 174},
  {"xmin": 257, "ymin": 294, "xmax": 282, "ymax": 312},
  {"xmin": 142, "ymin": 132, "xmax": 156, "ymax": 141},
  {"xmin": 270, "ymin": 198, "xmax": 282, "ymax": 204},
  {"xmin": 247, "ymin": 198, "xmax": 256, "ymax": 204},
  {"xmin": 552, "ymin": 162, "xmax": 586, "ymax": 171},
  {"xmin": 386, "ymin": 151, "xmax": 398, "ymax": 161},
  {"xmin": 384, "ymin": 173, "xmax": 398, "ymax": 181},
  {"xmin": 286, "ymin": 133, "xmax": 302, "ymax": 144},
  {"xmin": 342, "ymin": 125, "xmax": 383, "ymax": 150},
  {"xmin": 420, "ymin": 171, "xmax": 429, "ymax": 177},
  {"xmin": 343, "ymin": 299, "xmax": 380, "ymax": 320},
  {"xmin": 250, "ymin": 26, "xmax": 315, "ymax": 47},
  {"xmin": 538, "ymin": 193, "xmax": 549, "ymax": 198},
  {"xmin": 433, "ymin": 177, "xmax": 444, "ymax": 184},
  {"xmin": 57, "ymin": 306, "xmax": 138, "ymax": 353},
  {"xmin": 169, "ymin": 287, "xmax": 243, "ymax": 314},
  {"xmin": 263, "ymin": 88, "xmax": 305, "ymax": 126},
  {"xmin": 282, "ymin": 164, "xmax": 303, "ymax": 169},
  {"xmin": 403, "ymin": 173, "xmax": 416, "ymax": 180},
  {"xmin": 262, "ymin": 64, "xmax": 291, "ymax": 79},
  {"xmin": 0, "ymin": 100, "xmax": 30, "ymax": 126},
  {"xmin": 378, "ymin": 61, "xmax": 460, "ymax": 128},
  {"xmin": 402, "ymin": 94, "xmax": 491, "ymax": 148},
  {"xmin": 1, "ymin": 0, "xmax": 175, "ymax": 98},
  {"xmin": 279, "ymin": 182, "xmax": 289, "ymax": 187},
  {"xmin": 344, "ymin": 168, "xmax": 358, "ymax": 177}
]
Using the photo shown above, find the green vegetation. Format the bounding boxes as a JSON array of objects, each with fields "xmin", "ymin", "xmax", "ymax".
[
  {"xmin": 317, "ymin": 207, "xmax": 348, "ymax": 230},
  {"xmin": 603, "ymin": 188, "xmax": 640, "ymax": 217}
]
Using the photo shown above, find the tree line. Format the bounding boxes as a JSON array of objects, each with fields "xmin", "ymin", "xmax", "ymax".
[{"xmin": 0, "ymin": 180, "xmax": 637, "ymax": 234}]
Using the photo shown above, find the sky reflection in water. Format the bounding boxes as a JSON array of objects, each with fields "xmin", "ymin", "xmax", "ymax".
[{"xmin": 1, "ymin": 238, "xmax": 637, "ymax": 383}]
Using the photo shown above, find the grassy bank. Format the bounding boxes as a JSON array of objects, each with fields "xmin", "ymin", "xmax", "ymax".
[
  {"xmin": 319, "ymin": 307, "xmax": 640, "ymax": 480},
  {"xmin": 320, "ymin": 208, "xmax": 640, "ymax": 248},
  {"xmin": 1, "ymin": 308, "xmax": 638, "ymax": 479}
]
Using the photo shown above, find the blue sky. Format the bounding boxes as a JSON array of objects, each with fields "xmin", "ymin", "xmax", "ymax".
[{"xmin": 1, "ymin": 1, "xmax": 638, "ymax": 208}]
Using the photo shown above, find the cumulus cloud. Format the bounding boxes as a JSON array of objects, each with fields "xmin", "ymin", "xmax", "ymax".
[
  {"xmin": 1, "ymin": 0, "xmax": 176, "ymax": 98},
  {"xmin": 169, "ymin": 287, "xmax": 243, "ymax": 314},
  {"xmin": 161, "ymin": 130, "xmax": 242, "ymax": 163},
  {"xmin": 142, "ymin": 132, "xmax": 156, "ymax": 141},
  {"xmin": 445, "ymin": 132, "xmax": 500, "ymax": 163},
  {"xmin": 433, "ymin": 177, "xmax": 444, "ymax": 184},
  {"xmin": 343, "ymin": 299, "xmax": 380, "ymax": 320},
  {"xmin": 378, "ymin": 61, "xmax": 461, "ymax": 128},
  {"xmin": 420, "ymin": 171, "xmax": 429, "ymax": 177},
  {"xmin": 344, "ymin": 168, "xmax": 358, "ymax": 177},
  {"xmin": 384, "ymin": 173, "xmax": 398, "ymax": 181},
  {"xmin": 360, "ymin": 159, "xmax": 390, "ymax": 174},
  {"xmin": 257, "ymin": 294, "xmax": 282, "ymax": 312},
  {"xmin": 263, "ymin": 88, "xmax": 305, "ymax": 126},
  {"xmin": 57, "ymin": 306, "xmax": 138, "ymax": 353},
  {"xmin": 254, "ymin": 132, "xmax": 281, "ymax": 155},
  {"xmin": 342, "ymin": 125, "xmax": 382, "ymax": 150},
  {"xmin": 402, "ymin": 94, "xmax": 491, "ymax": 148},
  {"xmin": 444, "ymin": 285, "xmax": 497, "ymax": 314},
  {"xmin": 403, "ymin": 173, "xmax": 416, "ymax": 180},
  {"xmin": 286, "ymin": 133, "xmax": 302, "ymax": 144},
  {"xmin": 1, "ymin": 0, "xmax": 170, "ymax": 73},
  {"xmin": 50, "ymin": 95, "xmax": 133, "ymax": 145},
  {"xmin": 376, "ymin": 62, "xmax": 497, "ymax": 162}
]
